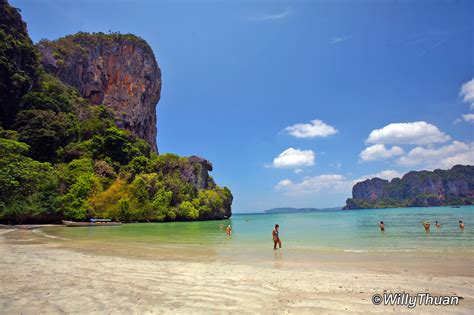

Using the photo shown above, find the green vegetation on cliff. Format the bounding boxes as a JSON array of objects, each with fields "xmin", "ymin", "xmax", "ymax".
[
  {"xmin": 0, "ymin": 1, "xmax": 232, "ymax": 224},
  {"xmin": 0, "ymin": 0, "xmax": 40, "ymax": 128}
]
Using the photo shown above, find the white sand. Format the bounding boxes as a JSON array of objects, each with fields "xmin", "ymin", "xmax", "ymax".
[{"xmin": 0, "ymin": 229, "xmax": 473, "ymax": 314}]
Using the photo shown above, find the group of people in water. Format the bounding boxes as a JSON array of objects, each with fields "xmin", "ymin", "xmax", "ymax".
[
  {"xmin": 224, "ymin": 220, "xmax": 465, "ymax": 250},
  {"xmin": 379, "ymin": 220, "xmax": 465, "ymax": 231},
  {"xmin": 222, "ymin": 223, "xmax": 283, "ymax": 250}
]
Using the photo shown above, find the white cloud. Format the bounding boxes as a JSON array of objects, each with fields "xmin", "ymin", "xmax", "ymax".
[
  {"xmin": 460, "ymin": 79, "xmax": 474, "ymax": 110},
  {"xmin": 294, "ymin": 168, "xmax": 304, "ymax": 174},
  {"xmin": 359, "ymin": 144, "xmax": 404, "ymax": 161},
  {"xmin": 275, "ymin": 170, "xmax": 404, "ymax": 196},
  {"xmin": 366, "ymin": 121, "xmax": 451, "ymax": 145},
  {"xmin": 274, "ymin": 179, "xmax": 293, "ymax": 190},
  {"xmin": 275, "ymin": 174, "xmax": 349, "ymax": 195},
  {"xmin": 269, "ymin": 148, "xmax": 315, "ymax": 168},
  {"xmin": 330, "ymin": 36, "xmax": 350, "ymax": 45},
  {"xmin": 397, "ymin": 141, "xmax": 474, "ymax": 169},
  {"xmin": 462, "ymin": 113, "xmax": 474, "ymax": 123},
  {"xmin": 249, "ymin": 7, "xmax": 291, "ymax": 21},
  {"xmin": 355, "ymin": 170, "xmax": 404, "ymax": 182},
  {"xmin": 283, "ymin": 119, "xmax": 338, "ymax": 138}
]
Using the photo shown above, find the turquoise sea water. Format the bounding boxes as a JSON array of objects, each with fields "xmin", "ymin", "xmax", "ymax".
[{"xmin": 42, "ymin": 206, "xmax": 473, "ymax": 259}]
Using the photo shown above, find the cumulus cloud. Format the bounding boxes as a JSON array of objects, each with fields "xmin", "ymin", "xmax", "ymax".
[
  {"xmin": 359, "ymin": 144, "xmax": 404, "ymax": 162},
  {"xmin": 355, "ymin": 170, "xmax": 404, "ymax": 182},
  {"xmin": 275, "ymin": 174, "xmax": 349, "ymax": 195},
  {"xmin": 275, "ymin": 170, "xmax": 404, "ymax": 196},
  {"xmin": 460, "ymin": 79, "xmax": 474, "ymax": 110},
  {"xmin": 269, "ymin": 148, "xmax": 315, "ymax": 168},
  {"xmin": 397, "ymin": 141, "xmax": 474, "ymax": 169},
  {"xmin": 462, "ymin": 113, "xmax": 474, "ymax": 123},
  {"xmin": 283, "ymin": 119, "xmax": 338, "ymax": 138},
  {"xmin": 274, "ymin": 179, "xmax": 294, "ymax": 190},
  {"xmin": 366, "ymin": 121, "xmax": 451, "ymax": 145}
]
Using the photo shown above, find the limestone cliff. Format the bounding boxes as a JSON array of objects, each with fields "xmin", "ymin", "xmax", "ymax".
[
  {"xmin": 0, "ymin": 0, "xmax": 233, "ymax": 223},
  {"xmin": 0, "ymin": 0, "xmax": 40, "ymax": 128},
  {"xmin": 37, "ymin": 32, "xmax": 161, "ymax": 152},
  {"xmin": 344, "ymin": 165, "xmax": 474, "ymax": 209}
]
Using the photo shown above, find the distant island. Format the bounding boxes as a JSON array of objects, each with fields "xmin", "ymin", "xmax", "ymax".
[
  {"xmin": 264, "ymin": 207, "xmax": 342, "ymax": 214},
  {"xmin": 344, "ymin": 165, "xmax": 474, "ymax": 210}
]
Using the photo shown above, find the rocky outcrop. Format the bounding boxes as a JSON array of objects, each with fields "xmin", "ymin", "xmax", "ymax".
[
  {"xmin": 37, "ymin": 32, "xmax": 161, "ymax": 152},
  {"xmin": 352, "ymin": 178, "xmax": 389, "ymax": 201},
  {"xmin": 0, "ymin": 0, "xmax": 40, "ymax": 128},
  {"xmin": 187, "ymin": 156, "xmax": 213, "ymax": 189},
  {"xmin": 344, "ymin": 165, "xmax": 474, "ymax": 209}
]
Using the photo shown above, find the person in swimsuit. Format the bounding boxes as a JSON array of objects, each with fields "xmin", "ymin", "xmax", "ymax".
[
  {"xmin": 423, "ymin": 222, "xmax": 430, "ymax": 231},
  {"xmin": 459, "ymin": 220, "xmax": 465, "ymax": 229},
  {"xmin": 226, "ymin": 225, "xmax": 232, "ymax": 237},
  {"xmin": 435, "ymin": 221, "xmax": 441, "ymax": 228},
  {"xmin": 272, "ymin": 224, "xmax": 282, "ymax": 250},
  {"xmin": 379, "ymin": 221, "xmax": 385, "ymax": 231}
]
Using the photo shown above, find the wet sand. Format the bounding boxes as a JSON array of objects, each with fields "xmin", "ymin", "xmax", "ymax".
[{"xmin": 0, "ymin": 229, "xmax": 473, "ymax": 314}]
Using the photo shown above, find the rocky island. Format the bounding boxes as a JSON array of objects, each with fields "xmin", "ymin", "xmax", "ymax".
[
  {"xmin": 0, "ymin": 0, "xmax": 232, "ymax": 224},
  {"xmin": 344, "ymin": 165, "xmax": 474, "ymax": 209}
]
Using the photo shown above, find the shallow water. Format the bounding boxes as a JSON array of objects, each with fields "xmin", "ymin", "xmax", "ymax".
[{"xmin": 40, "ymin": 206, "xmax": 473, "ymax": 257}]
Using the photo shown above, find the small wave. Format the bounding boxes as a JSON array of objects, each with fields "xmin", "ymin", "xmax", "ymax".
[
  {"xmin": 343, "ymin": 249, "xmax": 369, "ymax": 253},
  {"xmin": 342, "ymin": 248, "xmax": 454, "ymax": 253},
  {"xmin": 0, "ymin": 229, "xmax": 14, "ymax": 238},
  {"xmin": 32, "ymin": 229, "xmax": 70, "ymax": 241}
]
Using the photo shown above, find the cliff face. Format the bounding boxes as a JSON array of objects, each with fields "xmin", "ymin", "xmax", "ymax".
[
  {"xmin": 344, "ymin": 165, "xmax": 474, "ymax": 209},
  {"xmin": 37, "ymin": 33, "xmax": 161, "ymax": 152},
  {"xmin": 0, "ymin": 0, "xmax": 40, "ymax": 128},
  {"xmin": 0, "ymin": 0, "xmax": 232, "ymax": 224}
]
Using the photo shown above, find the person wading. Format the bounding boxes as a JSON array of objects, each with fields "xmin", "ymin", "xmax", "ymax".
[{"xmin": 272, "ymin": 224, "xmax": 282, "ymax": 250}]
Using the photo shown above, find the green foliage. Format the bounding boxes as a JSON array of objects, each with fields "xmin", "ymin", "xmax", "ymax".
[
  {"xmin": 151, "ymin": 189, "xmax": 173, "ymax": 221},
  {"xmin": 0, "ymin": 126, "xmax": 18, "ymax": 140},
  {"xmin": 59, "ymin": 173, "xmax": 101, "ymax": 220},
  {"xmin": 21, "ymin": 74, "xmax": 87, "ymax": 113},
  {"xmin": 0, "ymin": 1, "xmax": 40, "ymax": 128},
  {"xmin": 37, "ymin": 31, "xmax": 152, "ymax": 67},
  {"xmin": 59, "ymin": 158, "xmax": 94, "ymax": 186},
  {"xmin": 344, "ymin": 165, "xmax": 474, "ymax": 210},
  {"xmin": 15, "ymin": 109, "xmax": 75, "ymax": 161},
  {"xmin": 0, "ymin": 138, "xmax": 58, "ymax": 223},
  {"xmin": 0, "ymin": 2, "xmax": 233, "ymax": 223},
  {"xmin": 179, "ymin": 201, "xmax": 199, "ymax": 220},
  {"xmin": 84, "ymin": 127, "xmax": 151, "ymax": 165}
]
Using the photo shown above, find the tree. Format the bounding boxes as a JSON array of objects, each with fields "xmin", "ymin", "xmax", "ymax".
[
  {"xmin": 151, "ymin": 189, "xmax": 173, "ymax": 221},
  {"xmin": 0, "ymin": 1, "xmax": 40, "ymax": 128},
  {"xmin": 179, "ymin": 201, "xmax": 199, "ymax": 220},
  {"xmin": 0, "ymin": 138, "xmax": 58, "ymax": 223},
  {"xmin": 15, "ymin": 109, "xmax": 74, "ymax": 162},
  {"xmin": 59, "ymin": 173, "xmax": 101, "ymax": 220},
  {"xmin": 86, "ymin": 127, "xmax": 150, "ymax": 165}
]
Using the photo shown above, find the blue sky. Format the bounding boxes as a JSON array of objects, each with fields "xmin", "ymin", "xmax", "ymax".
[{"xmin": 12, "ymin": 0, "xmax": 473, "ymax": 212}]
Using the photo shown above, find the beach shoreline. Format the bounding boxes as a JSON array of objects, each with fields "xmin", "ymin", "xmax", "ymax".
[{"xmin": 1, "ymin": 229, "xmax": 473, "ymax": 314}]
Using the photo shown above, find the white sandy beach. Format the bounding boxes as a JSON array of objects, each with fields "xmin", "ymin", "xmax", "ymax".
[{"xmin": 0, "ymin": 229, "xmax": 473, "ymax": 314}]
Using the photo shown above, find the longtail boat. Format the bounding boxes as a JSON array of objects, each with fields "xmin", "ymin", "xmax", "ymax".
[{"xmin": 62, "ymin": 219, "xmax": 122, "ymax": 227}]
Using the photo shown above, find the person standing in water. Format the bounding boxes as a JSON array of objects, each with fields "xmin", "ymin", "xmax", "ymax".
[
  {"xmin": 423, "ymin": 222, "xmax": 431, "ymax": 231},
  {"xmin": 435, "ymin": 221, "xmax": 441, "ymax": 228},
  {"xmin": 272, "ymin": 224, "xmax": 282, "ymax": 250},
  {"xmin": 459, "ymin": 220, "xmax": 465, "ymax": 229},
  {"xmin": 226, "ymin": 225, "xmax": 232, "ymax": 237},
  {"xmin": 379, "ymin": 221, "xmax": 385, "ymax": 231}
]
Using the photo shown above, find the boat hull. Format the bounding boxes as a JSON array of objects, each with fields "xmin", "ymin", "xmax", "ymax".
[{"xmin": 62, "ymin": 220, "xmax": 122, "ymax": 227}]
